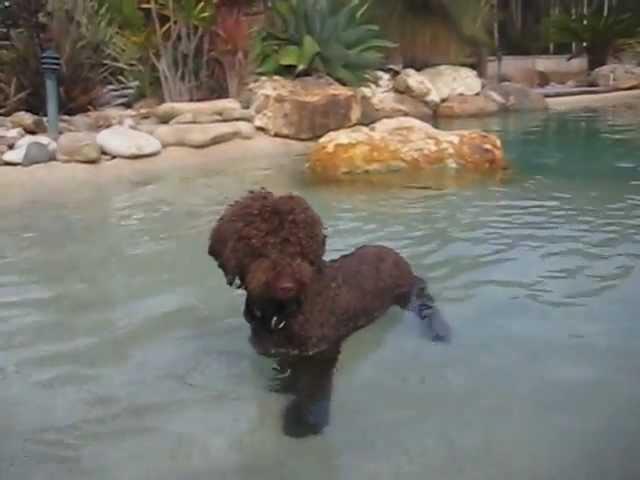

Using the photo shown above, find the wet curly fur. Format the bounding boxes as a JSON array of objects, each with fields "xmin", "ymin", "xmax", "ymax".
[
  {"xmin": 208, "ymin": 189, "xmax": 450, "ymax": 437},
  {"xmin": 208, "ymin": 189, "xmax": 325, "ymax": 300}
]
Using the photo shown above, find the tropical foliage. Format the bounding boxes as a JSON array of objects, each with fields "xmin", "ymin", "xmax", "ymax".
[
  {"xmin": 1, "ymin": 0, "xmax": 133, "ymax": 115},
  {"xmin": 141, "ymin": 0, "xmax": 217, "ymax": 101},
  {"xmin": 253, "ymin": 0, "xmax": 396, "ymax": 86},
  {"xmin": 101, "ymin": 0, "xmax": 256, "ymax": 101},
  {"xmin": 210, "ymin": 3, "xmax": 253, "ymax": 98},
  {"xmin": 0, "ymin": 0, "xmax": 260, "ymax": 112},
  {"xmin": 544, "ymin": 7, "xmax": 640, "ymax": 70}
]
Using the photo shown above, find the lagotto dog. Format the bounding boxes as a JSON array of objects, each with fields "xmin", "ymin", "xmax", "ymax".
[{"xmin": 208, "ymin": 189, "xmax": 451, "ymax": 437}]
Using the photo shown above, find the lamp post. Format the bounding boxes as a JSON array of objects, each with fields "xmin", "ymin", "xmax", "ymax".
[{"xmin": 40, "ymin": 48, "xmax": 61, "ymax": 140}]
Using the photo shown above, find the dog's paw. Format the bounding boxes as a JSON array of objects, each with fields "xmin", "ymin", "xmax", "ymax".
[
  {"xmin": 282, "ymin": 399, "xmax": 330, "ymax": 438},
  {"xmin": 269, "ymin": 364, "xmax": 296, "ymax": 394}
]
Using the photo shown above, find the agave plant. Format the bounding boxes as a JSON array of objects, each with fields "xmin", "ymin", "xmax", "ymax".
[
  {"xmin": 544, "ymin": 8, "xmax": 640, "ymax": 71},
  {"xmin": 253, "ymin": 0, "xmax": 396, "ymax": 86}
]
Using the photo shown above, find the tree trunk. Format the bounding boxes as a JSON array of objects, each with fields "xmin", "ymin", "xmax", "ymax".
[
  {"xmin": 587, "ymin": 46, "xmax": 609, "ymax": 71},
  {"xmin": 476, "ymin": 47, "xmax": 489, "ymax": 80}
]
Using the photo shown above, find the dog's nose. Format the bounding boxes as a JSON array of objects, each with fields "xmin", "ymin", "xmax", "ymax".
[{"xmin": 275, "ymin": 282, "xmax": 297, "ymax": 299}]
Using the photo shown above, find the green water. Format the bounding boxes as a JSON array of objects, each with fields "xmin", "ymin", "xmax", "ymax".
[{"xmin": 1, "ymin": 106, "xmax": 639, "ymax": 480}]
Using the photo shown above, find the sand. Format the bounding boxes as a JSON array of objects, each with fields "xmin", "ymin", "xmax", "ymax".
[{"xmin": 0, "ymin": 134, "xmax": 312, "ymax": 207}]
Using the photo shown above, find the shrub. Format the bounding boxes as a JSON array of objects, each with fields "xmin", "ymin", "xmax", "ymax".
[
  {"xmin": 210, "ymin": 3, "xmax": 252, "ymax": 98},
  {"xmin": 544, "ymin": 8, "xmax": 640, "ymax": 71},
  {"xmin": 253, "ymin": 0, "xmax": 396, "ymax": 86},
  {"xmin": 139, "ymin": 0, "xmax": 218, "ymax": 102},
  {"xmin": 1, "ymin": 0, "xmax": 135, "ymax": 115}
]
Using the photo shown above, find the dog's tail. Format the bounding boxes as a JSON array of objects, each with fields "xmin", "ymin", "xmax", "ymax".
[{"xmin": 404, "ymin": 277, "xmax": 451, "ymax": 343}]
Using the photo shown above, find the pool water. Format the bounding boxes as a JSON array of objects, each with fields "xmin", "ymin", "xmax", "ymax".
[{"xmin": 1, "ymin": 106, "xmax": 639, "ymax": 480}]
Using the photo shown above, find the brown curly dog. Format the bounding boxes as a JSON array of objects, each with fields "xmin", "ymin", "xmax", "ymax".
[{"xmin": 208, "ymin": 189, "xmax": 451, "ymax": 437}]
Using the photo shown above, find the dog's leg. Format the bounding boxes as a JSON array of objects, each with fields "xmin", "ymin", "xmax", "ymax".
[
  {"xmin": 270, "ymin": 357, "xmax": 298, "ymax": 394},
  {"xmin": 401, "ymin": 277, "xmax": 452, "ymax": 343},
  {"xmin": 282, "ymin": 346, "xmax": 340, "ymax": 438}
]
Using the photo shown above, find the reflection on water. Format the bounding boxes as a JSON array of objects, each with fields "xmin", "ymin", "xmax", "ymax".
[{"xmin": 1, "ymin": 107, "xmax": 640, "ymax": 480}]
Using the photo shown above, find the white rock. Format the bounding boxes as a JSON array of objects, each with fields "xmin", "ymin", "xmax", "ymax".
[
  {"xmin": 2, "ymin": 146, "xmax": 27, "ymax": 165},
  {"xmin": 420, "ymin": 65, "xmax": 482, "ymax": 101},
  {"xmin": 15, "ymin": 135, "xmax": 57, "ymax": 153},
  {"xmin": 3, "ymin": 137, "xmax": 56, "ymax": 166},
  {"xmin": 394, "ymin": 69, "xmax": 441, "ymax": 107},
  {"xmin": 96, "ymin": 126, "xmax": 162, "ymax": 158},
  {"xmin": 0, "ymin": 127, "xmax": 25, "ymax": 139},
  {"xmin": 0, "ymin": 127, "xmax": 26, "ymax": 148}
]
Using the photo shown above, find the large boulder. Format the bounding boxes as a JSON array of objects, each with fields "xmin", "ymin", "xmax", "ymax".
[
  {"xmin": 489, "ymin": 82, "xmax": 548, "ymax": 112},
  {"xmin": 250, "ymin": 76, "xmax": 361, "ymax": 140},
  {"xmin": 307, "ymin": 116, "xmax": 505, "ymax": 177},
  {"xmin": 153, "ymin": 121, "xmax": 255, "ymax": 148},
  {"xmin": 9, "ymin": 111, "xmax": 46, "ymax": 134},
  {"xmin": 436, "ymin": 95, "xmax": 501, "ymax": 118},
  {"xmin": 420, "ymin": 66, "xmax": 482, "ymax": 101},
  {"xmin": 56, "ymin": 132, "xmax": 101, "ymax": 163},
  {"xmin": 393, "ymin": 68, "xmax": 440, "ymax": 107},
  {"xmin": 153, "ymin": 99, "xmax": 242, "ymax": 124},
  {"xmin": 590, "ymin": 64, "xmax": 640, "ymax": 89},
  {"xmin": 97, "ymin": 126, "xmax": 162, "ymax": 158}
]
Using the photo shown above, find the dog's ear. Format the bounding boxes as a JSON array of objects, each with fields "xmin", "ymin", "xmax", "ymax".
[
  {"xmin": 207, "ymin": 225, "xmax": 222, "ymax": 260},
  {"xmin": 207, "ymin": 237, "xmax": 217, "ymax": 259}
]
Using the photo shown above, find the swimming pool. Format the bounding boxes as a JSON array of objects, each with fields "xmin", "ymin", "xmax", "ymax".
[{"xmin": 1, "ymin": 106, "xmax": 639, "ymax": 480}]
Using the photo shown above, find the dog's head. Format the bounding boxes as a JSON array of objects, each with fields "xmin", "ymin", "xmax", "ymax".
[{"xmin": 208, "ymin": 190, "xmax": 326, "ymax": 354}]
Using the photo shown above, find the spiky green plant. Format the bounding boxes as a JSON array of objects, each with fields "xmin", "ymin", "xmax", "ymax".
[
  {"xmin": 253, "ymin": 0, "xmax": 396, "ymax": 86},
  {"xmin": 544, "ymin": 8, "xmax": 640, "ymax": 71}
]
